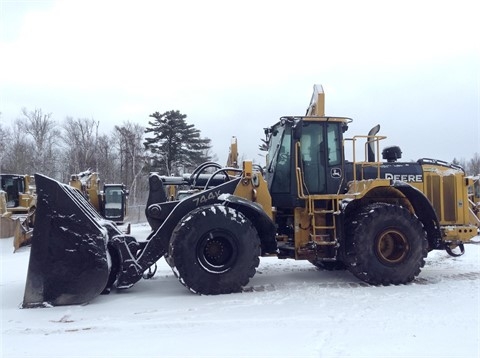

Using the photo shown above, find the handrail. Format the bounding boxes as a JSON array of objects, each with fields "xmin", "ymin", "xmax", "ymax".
[{"xmin": 343, "ymin": 134, "xmax": 387, "ymax": 193}]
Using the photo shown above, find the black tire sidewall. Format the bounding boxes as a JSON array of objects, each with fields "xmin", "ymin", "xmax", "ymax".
[{"xmin": 169, "ymin": 204, "xmax": 260, "ymax": 294}]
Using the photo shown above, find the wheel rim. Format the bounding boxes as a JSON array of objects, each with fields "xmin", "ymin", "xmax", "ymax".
[
  {"xmin": 375, "ymin": 229, "xmax": 409, "ymax": 265},
  {"xmin": 197, "ymin": 229, "xmax": 238, "ymax": 274}
]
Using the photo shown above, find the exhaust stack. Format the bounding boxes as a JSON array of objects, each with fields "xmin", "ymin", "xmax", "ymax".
[{"xmin": 367, "ymin": 124, "xmax": 381, "ymax": 162}]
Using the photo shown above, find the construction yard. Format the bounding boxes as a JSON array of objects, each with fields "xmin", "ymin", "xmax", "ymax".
[{"xmin": 1, "ymin": 223, "xmax": 479, "ymax": 358}]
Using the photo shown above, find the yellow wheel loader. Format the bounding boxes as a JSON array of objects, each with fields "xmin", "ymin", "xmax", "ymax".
[
  {"xmin": 68, "ymin": 170, "xmax": 129, "ymax": 225},
  {"xmin": 22, "ymin": 86, "xmax": 480, "ymax": 307}
]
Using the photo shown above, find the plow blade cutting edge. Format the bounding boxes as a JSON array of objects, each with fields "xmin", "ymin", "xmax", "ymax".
[{"xmin": 23, "ymin": 174, "xmax": 121, "ymax": 308}]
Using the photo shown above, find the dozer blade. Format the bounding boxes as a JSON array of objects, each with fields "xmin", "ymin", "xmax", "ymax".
[
  {"xmin": 23, "ymin": 174, "xmax": 116, "ymax": 308},
  {"xmin": 0, "ymin": 215, "xmax": 17, "ymax": 238},
  {"xmin": 13, "ymin": 219, "xmax": 33, "ymax": 252}
]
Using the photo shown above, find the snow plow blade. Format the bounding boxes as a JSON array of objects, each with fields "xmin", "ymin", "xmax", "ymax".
[{"xmin": 22, "ymin": 174, "xmax": 118, "ymax": 308}]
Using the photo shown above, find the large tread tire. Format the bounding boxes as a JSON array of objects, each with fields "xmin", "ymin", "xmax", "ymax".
[
  {"xmin": 169, "ymin": 204, "xmax": 261, "ymax": 295},
  {"xmin": 346, "ymin": 203, "xmax": 428, "ymax": 285}
]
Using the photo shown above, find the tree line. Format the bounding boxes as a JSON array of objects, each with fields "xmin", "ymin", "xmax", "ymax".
[
  {"xmin": 0, "ymin": 107, "xmax": 479, "ymax": 206},
  {"xmin": 453, "ymin": 155, "xmax": 480, "ymax": 177},
  {"xmin": 0, "ymin": 108, "xmax": 213, "ymax": 205}
]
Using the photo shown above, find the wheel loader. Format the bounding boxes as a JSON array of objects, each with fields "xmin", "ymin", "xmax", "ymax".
[
  {"xmin": 68, "ymin": 169, "xmax": 129, "ymax": 225},
  {"xmin": 22, "ymin": 85, "xmax": 480, "ymax": 307}
]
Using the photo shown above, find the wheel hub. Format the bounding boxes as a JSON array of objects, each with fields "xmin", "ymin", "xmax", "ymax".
[
  {"xmin": 197, "ymin": 231, "xmax": 237, "ymax": 273},
  {"xmin": 375, "ymin": 229, "xmax": 409, "ymax": 265}
]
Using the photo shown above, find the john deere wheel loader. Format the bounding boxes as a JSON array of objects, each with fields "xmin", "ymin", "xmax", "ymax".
[{"xmin": 22, "ymin": 85, "xmax": 480, "ymax": 307}]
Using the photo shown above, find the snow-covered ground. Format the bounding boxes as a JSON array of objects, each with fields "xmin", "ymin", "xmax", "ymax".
[{"xmin": 1, "ymin": 223, "xmax": 479, "ymax": 358}]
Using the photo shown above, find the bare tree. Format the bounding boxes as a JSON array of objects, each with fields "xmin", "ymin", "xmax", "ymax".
[
  {"xmin": 453, "ymin": 154, "xmax": 479, "ymax": 176},
  {"xmin": 467, "ymin": 153, "xmax": 480, "ymax": 175},
  {"xmin": 0, "ymin": 121, "xmax": 12, "ymax": 172},
  {"xmin": 114, "ymin": 122, "xmax": 147, "ymax": 205},
  {"xmin": 96, "ymin": 133, "xmax": 120, "ymax": 184},
  {"xmin": 61, "ymin": 117, "xmax": 100, "ymax": 176},
  {"xmin": 18, "ymin": 108, "xmax": 60, "ymax": 177},
  {"xmin": 2, "ymin": 120, "xmax": 36, "ymax": 173}
]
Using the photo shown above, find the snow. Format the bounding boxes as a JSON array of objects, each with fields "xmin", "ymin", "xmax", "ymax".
[{"xmin": 1, "ymin": 223, "xmax": 480, "ymax": 358}]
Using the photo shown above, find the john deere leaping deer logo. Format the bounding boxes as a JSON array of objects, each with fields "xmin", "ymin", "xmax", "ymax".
[{"xmin": 331, "ymin": 168, "xmax": 342, "ymax": 178}]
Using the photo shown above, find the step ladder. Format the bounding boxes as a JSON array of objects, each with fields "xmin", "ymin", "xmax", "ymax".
[{"xmin": 306, "ymin": 196, "xmax": 339, "ymax": 260}]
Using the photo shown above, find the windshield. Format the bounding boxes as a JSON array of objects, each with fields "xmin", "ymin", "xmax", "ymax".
[
  {"xmin": 104, "ymin": 186, "xmax": 124, "ymax": 211},
  {"xmin": 266, "ymin": 123, "xmax": 292, "ymax": 193},
  {"xmin": 0, "ymin": 175, "xmax": 24, "ymax": 208},
  {"xmin": 266, "ymin": 123, "xmax": 285, "ymax": 172}
]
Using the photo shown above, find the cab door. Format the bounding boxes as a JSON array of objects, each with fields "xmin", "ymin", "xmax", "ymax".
[
  {"xmin": 298, "ymin": 122, "xmax": 326, "ymax": 194},
  {"xmin": 324, "ymin": 122, "xmax": 344, "ymax": 195}
]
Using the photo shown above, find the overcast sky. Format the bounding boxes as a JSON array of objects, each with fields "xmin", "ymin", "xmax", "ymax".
[{"xmin": 0, "ymin": 0, "xmax": 478, "ymax": 166}]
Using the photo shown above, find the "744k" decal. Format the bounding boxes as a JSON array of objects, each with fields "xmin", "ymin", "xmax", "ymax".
[{"xmin": 191, "ymin": 190, "xmax": 221, "ymax": 206}]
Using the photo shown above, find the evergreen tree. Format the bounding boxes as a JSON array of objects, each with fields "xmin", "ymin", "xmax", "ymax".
[
  {"xmin": 259, "ymin": 138, "xmax": 268, "ymax": 152},
  {"xmin": 144, "ymin": 110, "xmax": 212, "ymax": 175}
]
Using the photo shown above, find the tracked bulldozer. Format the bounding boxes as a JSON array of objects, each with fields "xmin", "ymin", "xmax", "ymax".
[
  {"xmin": 22, "ymin": 85, "xmax": 480, "ymax": 307},
  {"xmin": 0, "ymin": 174, "xmax": 36, "ymax": 250}
]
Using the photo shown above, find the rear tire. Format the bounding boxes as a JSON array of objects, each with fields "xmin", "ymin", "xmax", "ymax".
[
  {"xmin": 169, "ymin": 204, "xmax": 261, "ymax": 294},
  {"xmin": 346, "ymin": 203, "xmax": 427, "ymax": 285}
]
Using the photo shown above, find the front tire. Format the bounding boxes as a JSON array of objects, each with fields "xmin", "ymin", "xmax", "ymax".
[
  {"xmin": 169, "ymin": 204, "xmax": 261, "ymax": 294},
  {"xmin": 346, "ymin": 203, "xmax": 428, "ymax": 285}
]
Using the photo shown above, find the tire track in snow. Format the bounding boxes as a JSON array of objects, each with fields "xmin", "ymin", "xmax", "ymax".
[
  {"xmin": 243, "ymin": 271, "xmax": 480, "ymax": 292},
  {"xmin": 414, "ymin": 271, "xmax": 480, "ymax": 285}
]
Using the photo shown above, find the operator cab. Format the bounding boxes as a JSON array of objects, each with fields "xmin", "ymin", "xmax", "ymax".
[
  {"xmin": 103, "ymin": 184, "xmax": 128, "ymax": 223},
  {"xmin": 0, "ymin": 174, "xmax": 26, "ymax": 208},
  {"xmin": 265, "ymin": 116, "xmax": 350, "ymax": 208}
]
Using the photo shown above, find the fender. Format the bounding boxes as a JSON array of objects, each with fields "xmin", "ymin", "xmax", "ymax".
[
  {"xmin": 220, "ymin": 194, "xmax": 278, "ymax": 255},
  {"xmin": 343, "ymin": 180, "xmax": 442, "ymax": 250},
  {"xmin": 146, "ymin": 175, "xmax": 240, "ymax": 230},
  {"xmin": 391, "ymin": 180, "xmax": 442, "ymax": 249}
]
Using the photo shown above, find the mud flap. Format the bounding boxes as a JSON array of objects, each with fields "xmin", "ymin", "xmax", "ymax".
[{"xmin": 22, "ymin": 174, "xmax": 119, "ymax": 308}]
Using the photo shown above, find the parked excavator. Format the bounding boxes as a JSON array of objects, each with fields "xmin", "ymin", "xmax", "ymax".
[{"xmin": 22, "ymin": 85, "xmax": 480, "ymax": 307}]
